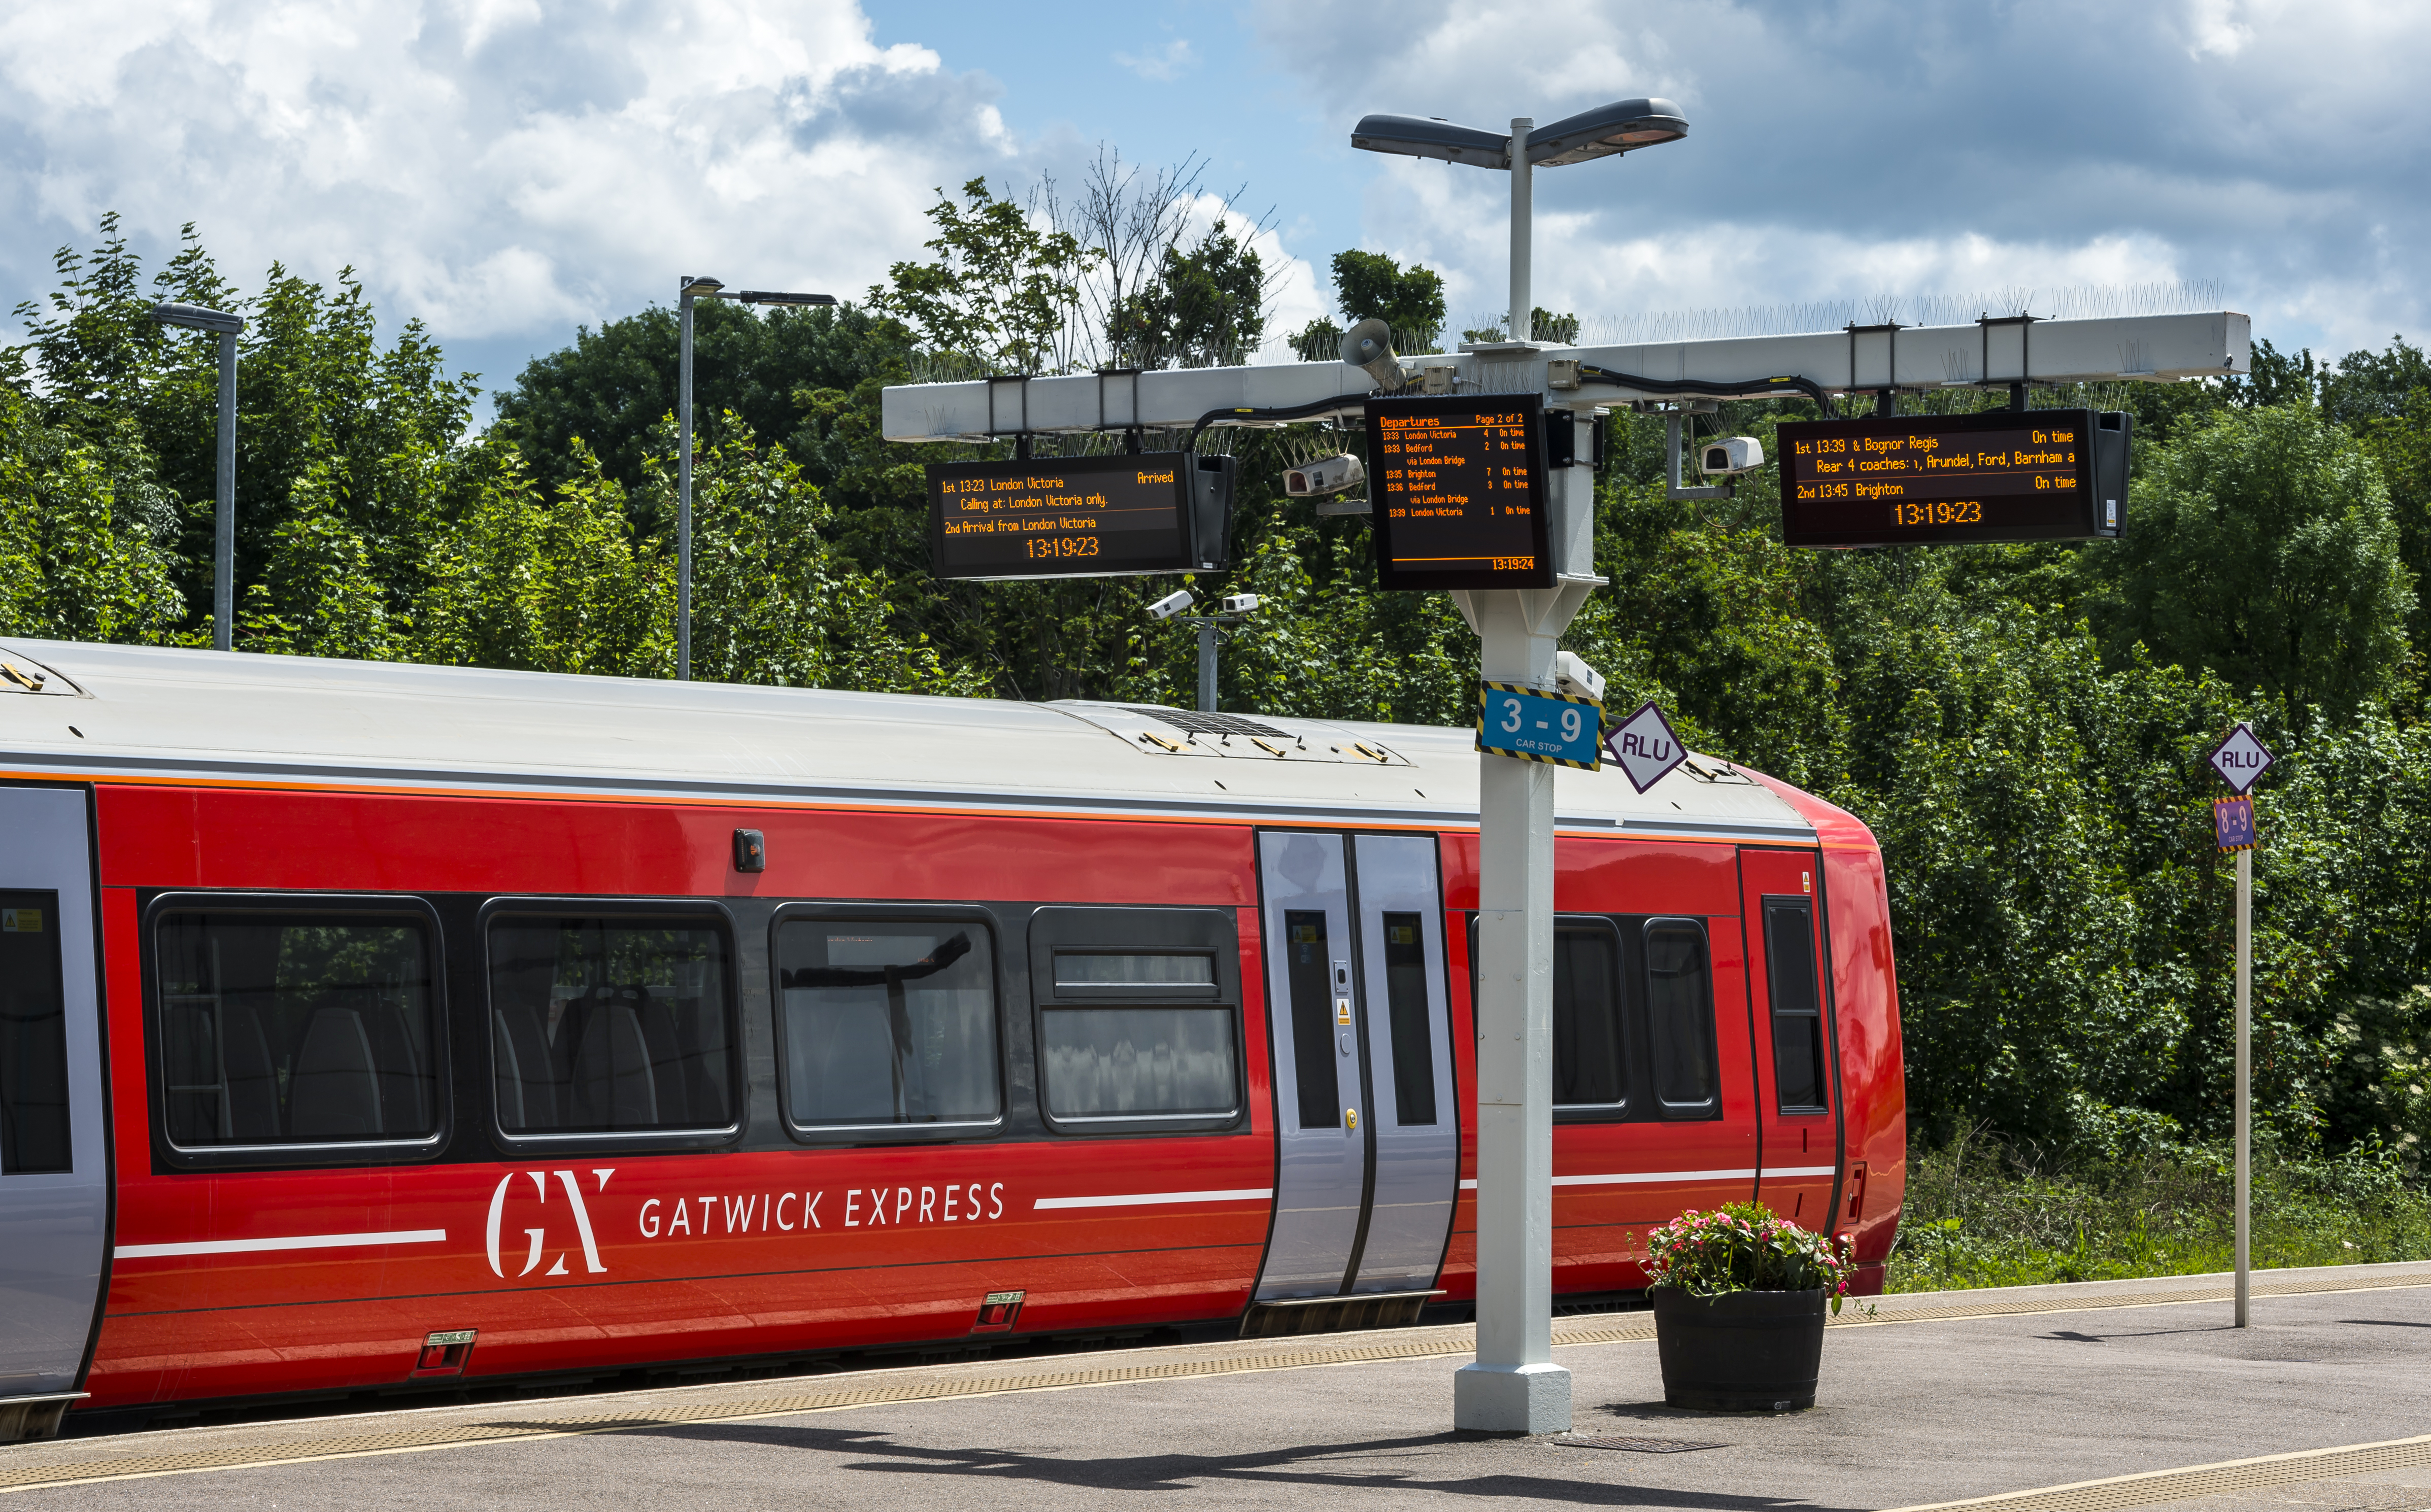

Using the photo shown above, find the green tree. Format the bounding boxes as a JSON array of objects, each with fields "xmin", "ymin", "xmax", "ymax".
[
  {"xmin": 2090, "ymin": 405, "xmax": 2413, "ymax": 720},
  {"xmin": 408, "ymin": 439, "xmax": 667, "ymax": 677},
  {"xmin": 491, "ymin": 301, "xmax": 910, "ymax": 501},
  {"xmin": 0, "ymin": 388, "xmax": 187, "ymax": 644},
  {"xmin": 868, "ymin": 179, "xmax": 1097, "ymax": 375},
  {"xmin": 1108, "ymin": 225, "xmax": 1268, "ymax": 369},
  {"xmin": 1327, "ymin": 249, "xmax": 1445, "ymax": 350}
]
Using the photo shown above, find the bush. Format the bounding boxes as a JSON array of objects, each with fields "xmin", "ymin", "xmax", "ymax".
[{"xmin": 1646, "ymin": 1202, "xmax": 1854, "ymax": 1312}]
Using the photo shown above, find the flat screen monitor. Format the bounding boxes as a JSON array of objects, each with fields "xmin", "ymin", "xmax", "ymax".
[
  {"xmin": 1776, "ymin": 409, "xmax": 2129, "ymax": 546},
  {"xmin": 1365, "ymin": 397, "xmax": 1554, "ymax": 590},
  {"xmin": 928, "ymin": 453, "xmax": 1195, "ymax": 579}
]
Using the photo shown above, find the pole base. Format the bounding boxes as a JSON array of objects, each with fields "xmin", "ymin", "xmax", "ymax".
[{"xmin": 1453, "ymin": 1361, "xmax": 1571, "ymax": 1434}]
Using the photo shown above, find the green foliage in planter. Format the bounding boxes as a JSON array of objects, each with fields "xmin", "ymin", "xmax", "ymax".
[{"xmin": 1645, "ymin": 1202, "xmax": 1854, "ymax": 1313}]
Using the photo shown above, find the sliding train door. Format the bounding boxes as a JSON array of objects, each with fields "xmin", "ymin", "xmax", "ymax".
[
  {"xmin": 1252, "ymin": 831, "xmax": 1457, "ymax": 1304},
  {"xmin": 0, "ymin": 787, "xmax": 109, "ymax": 1436}
]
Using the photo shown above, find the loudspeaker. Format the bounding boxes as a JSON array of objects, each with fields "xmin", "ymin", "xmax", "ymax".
[{"xmin": 1339, "ymin": 317, "xmax": 1404, "ymax": 392}]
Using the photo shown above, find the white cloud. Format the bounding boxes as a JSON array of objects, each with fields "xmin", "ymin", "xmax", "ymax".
[
  {"xmin": 1113, "ymin": 39, "xmax": 1195, "ymax": 84},
  {"xmin": 1256, "ymin": 0, "xmax": 2431, "ymax": 356},
  {"xmin": 0, "ymin": 0, "xmax": 1018, "ymax": 360}
]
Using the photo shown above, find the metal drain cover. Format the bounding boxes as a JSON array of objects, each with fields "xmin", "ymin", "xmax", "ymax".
[{"xmin": 1556, "ymin": 1434, "xmax": 1727, "ymax": 1454}]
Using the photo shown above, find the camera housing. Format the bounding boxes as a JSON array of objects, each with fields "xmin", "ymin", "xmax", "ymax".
[
  {"xmin": 1554, "ymin": 650, "xmax": 1606, "ymax": 704},
  {"xmin": 1699, "ymin": 436, "xmax": 1765, "ymax": 476},
  {"xmin": 1284, "ymin": 454, "xmax": 1366, "ymax": 498},
  {"xmin": 1220, "ymin": 594, "xmax": 1262, "ymax": 613},
  {"xmin": 1145, "ymin": 589, "xmax": 1196, "ymax": 622}
]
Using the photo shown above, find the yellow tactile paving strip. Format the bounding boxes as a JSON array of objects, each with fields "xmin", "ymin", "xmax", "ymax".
[
  {"xmin": 1880, "ymin": 1433, "xmax": 2431, "ymax": 1512},
  {"xmin": 2, "ymin": 1264, "xmax": 2425, "ymax": 1494}
]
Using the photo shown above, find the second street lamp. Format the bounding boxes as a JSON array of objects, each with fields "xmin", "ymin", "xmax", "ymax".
[
  {"xmin": 149, "ymin": 302, "xmax": 247, "ymax": 653},
  {"xmin": 676, "ymin": 277, "xmax": 837, "ymax": 681}
]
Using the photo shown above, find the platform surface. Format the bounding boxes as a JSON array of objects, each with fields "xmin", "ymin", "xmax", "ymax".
[{"xmin": 7, "ymin": 1260, "xmax": 2430, "ymax": 1510}]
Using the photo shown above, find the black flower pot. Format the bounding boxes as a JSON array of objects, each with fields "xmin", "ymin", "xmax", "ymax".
[{"xmin": 1650, "ymin": 1286, "xmax": 1826, "ymax": 1411}]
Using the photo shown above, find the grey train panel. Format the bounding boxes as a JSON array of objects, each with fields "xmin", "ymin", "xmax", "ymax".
[
  {"xmin": 1348, "ymin": 834, "xmax": 1458, "ymax": 1291},
  {"xmin": 0, "ymin": 787, "xmax": 108, "ymax": 1399},
  {"xmin": 1253, "ymin": 832, "xmax": 1363, "ymax": 1299}
]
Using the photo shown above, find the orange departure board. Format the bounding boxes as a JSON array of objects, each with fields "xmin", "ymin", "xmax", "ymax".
[
  {"xmin": 927, "ymin": 453, "xmax": 1195, "ymax": 579},
  {"xmin": 1365, "ymin": 396, "xmax": 1553, "ymax": 589},
  {"xmin": 1777, "ymin": 409, "xmax": 2130, "ymax": 546}
]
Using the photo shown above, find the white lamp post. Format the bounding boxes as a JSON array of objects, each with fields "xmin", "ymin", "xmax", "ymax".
[
  {"xmin": 676, "ymin": 278, "xmax": 836, "ymax": 680},
  {"xmin": 149, "ymin": 302, "xmax": 247, "ymax": 652},
  {"xmin": 1351, "ymin": 97, "xmax": 1688, "ymax": 1436}
]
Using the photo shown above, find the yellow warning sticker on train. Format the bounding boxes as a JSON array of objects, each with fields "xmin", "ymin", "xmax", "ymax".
[{"xmin": 2, "ymin": 908, "xmax": 41, "ymax": 932}]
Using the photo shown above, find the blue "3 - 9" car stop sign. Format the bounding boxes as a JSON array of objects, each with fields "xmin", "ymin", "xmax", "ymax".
[{"xmin": 1475, "ymin": 681, "xmax": 1603, "ymax": 770}]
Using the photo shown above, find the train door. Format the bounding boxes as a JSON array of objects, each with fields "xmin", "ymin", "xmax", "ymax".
[
  {"xmin": 1252, "ymin": 831, "xmax": 1457, "ymax": 1301},
  {"xmin": 0, "ymin": 787, "xmax": 109, "ymax": 1432},
  {"xmin": 1742, "ymin": 847, "xmax": 1840, "ymax": 1226}
]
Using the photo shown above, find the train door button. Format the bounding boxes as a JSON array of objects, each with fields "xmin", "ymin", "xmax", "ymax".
[
  {"xmin": 1345, "ymin": 1108, "xmax": 1359, "ymax": 1129},
  {"xmin": 1338, "ymin": 1028, "xmax": 1353, "ymax": 1055}
]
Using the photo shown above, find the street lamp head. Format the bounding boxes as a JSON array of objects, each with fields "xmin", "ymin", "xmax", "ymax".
[
  {"xmin": 681, "ymin": 275, "xmax": 726, "ymax": 298},
  {"xmin": 1525, "ymin": 97, "xmax": 1688, "ymax": 166},
  {"xmin": 1348, "ymin": 114, "xmax": 1512, "ymax": 169},
  {"xmin": 732, "ymin": 291, "xmax": 837, "ymax": 307},
  {"xmin": 150, "ymin": 302, "xmax": 244, "ymax": 335}
]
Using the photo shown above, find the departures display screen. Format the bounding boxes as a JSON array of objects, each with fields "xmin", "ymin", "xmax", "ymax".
[
  {"xmin": 927, "ymin": 454, "xmax": 1194, "ymax": 579},
  {"xmin": 1365, "ymin": 397, "xmax": 1553, "ymax": 590},
  {"xmin": 1776, "ymin": 409, "xmax": 2118, "ymax": 547}
]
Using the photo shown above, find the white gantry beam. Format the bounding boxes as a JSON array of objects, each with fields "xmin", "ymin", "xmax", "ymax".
[{"xmin": 880, "ymin": 311, "xmax": 2251, "ymax": 442}]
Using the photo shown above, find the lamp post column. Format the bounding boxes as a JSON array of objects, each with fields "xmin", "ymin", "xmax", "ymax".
[
  {"xmin": 214, "ymin": 328, "xmax": 237, "ymax": 653},
  {"xmin": 1454, "ymin": 415, "xmax": 1597, "ymax": 1435},
  {"xmin": 678, "ymin": 281, "xmax": 697, "ymax": 682},
  {"xmin": 1509, "ymin": 117, "xmax": 1533, "ymax": 342}
]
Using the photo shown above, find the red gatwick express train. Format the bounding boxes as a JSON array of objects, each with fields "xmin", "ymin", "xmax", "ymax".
[{"xmin": 0, "ymin": 639, "xmax": 1903, "ymax": 1438}]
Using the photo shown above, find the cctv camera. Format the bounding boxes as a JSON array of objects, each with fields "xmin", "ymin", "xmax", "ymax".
[
  {"xmin": 1699, "ymin": 436, "xmax": 1764, "ymax": 476},
  {"xmin": 1145, "ymin": 589, "xmax": 1196, "ymax": 622},
  {"xmin": 1554, "ymin": 650, "xmax": 1606, "ymax": 704},
  {"xmin": 1221, "ymin": 594, "xmax": 1262, "ymax": 613},
  {"xmin": 1284, "ymin": 454, "xmax": 1366, "ymax": 498}
]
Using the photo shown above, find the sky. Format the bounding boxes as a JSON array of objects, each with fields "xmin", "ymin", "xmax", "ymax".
[{"xmin": 2, "ymin": 0, "xmax": 2424, "ymax": 405}]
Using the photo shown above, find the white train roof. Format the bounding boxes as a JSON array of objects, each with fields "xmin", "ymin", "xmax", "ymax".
[{"xmin": 0, "ymin": 638, "xmax": 1814, "ymax": 843}]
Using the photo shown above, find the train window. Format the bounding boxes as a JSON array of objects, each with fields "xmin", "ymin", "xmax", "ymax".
[
  {"xmin": 1282, "ymin": 911, "xmax": 1339, "ymax": 1129},
  {"xmin": 1552, "ymin": 919, "xmax": 1627, "ymax": 1111},
  {"xmin": 1644, "ymin": 919, "xmax": 1720, "ymax": 1115},
  {"xmin": 487, "ymin": 916, "xmax": 736, "ymax": 1138},
  {"xmin": 152, "ymin": 908, "xmax": 441, "ymax": 1149},
  {"xmin": 1052, "ymin": 953, "xmax": 1217, "ymax": 992},
  {"xmin": 1039, "ymin": 1007, "xmax": 1239, "ymax": 1122},
  {"xmin": 1028, "ymin": 906, "xmax": 1245, "ymax": 1136},
  {"xmin": 1, "ymin": 891, "xmax": 72, "ymax": 1173},
  {"xmin": 1380, "ymin": 914, "xmax": 1438, "ymax": 1126},
  {"xmin": 1764, "ymin": 900, "xmax": 1828, "ymax": 1113},
  {"xmin": 776, "ymin": 920, "xmax": 1000, "ymax": 1131}
]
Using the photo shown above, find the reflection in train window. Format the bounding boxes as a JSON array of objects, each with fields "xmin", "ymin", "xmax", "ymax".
[
  {"xmin": 488, "ymin": 916, "xmax": 734, "ymax": 1136},
  {"xmin": 1645, "ymin": 919, "xmax": 1719, "ymax": 1115},
  {"xmin": 1764, "ymin": 900, "xmax": 1828, "ymax": 1113},
  {"xmin": 1039, "ymin": 1006, "xmax": 1238, "ymax": 1122},
  {"xmin": 1, "ymin": 891, "xmax": 71, "ymax": 1172},
  {"xmin": 1051, "ymin": 953, "xmax": 1216, "ymax": 991},
  {"xmin": 1552, "ymin": 919, "xmax": 1627, "ymax": 1111},
  {"xmin": 776, "ymin": 922, "xmax": 1000, "ymax": 1130},
  {"xmin": 154, "ymin": 909, "xmax": 440, "ymax": 1147}
]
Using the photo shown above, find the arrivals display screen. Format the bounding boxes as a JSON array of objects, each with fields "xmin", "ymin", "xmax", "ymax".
[
  {"xmin": 1365, "ymin": 397, "xmax": 1554, "ymax": 590},
  {"xmin": 927, "ymin": 453, "xmax": 1195, "ymax": 579},
  {"xmin": 1776, "ymin": 409, "xmax": 2128, "ymax": 546}
]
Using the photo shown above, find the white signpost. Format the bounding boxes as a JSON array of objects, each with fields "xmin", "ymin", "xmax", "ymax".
[
  {"xmin": 2207, "ymin": 721, "xmax": 2273, "ymax": 1328},
  {"xmin": 882, "ymin": 215, "xmax": 2251, "ymax": 1437}
]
